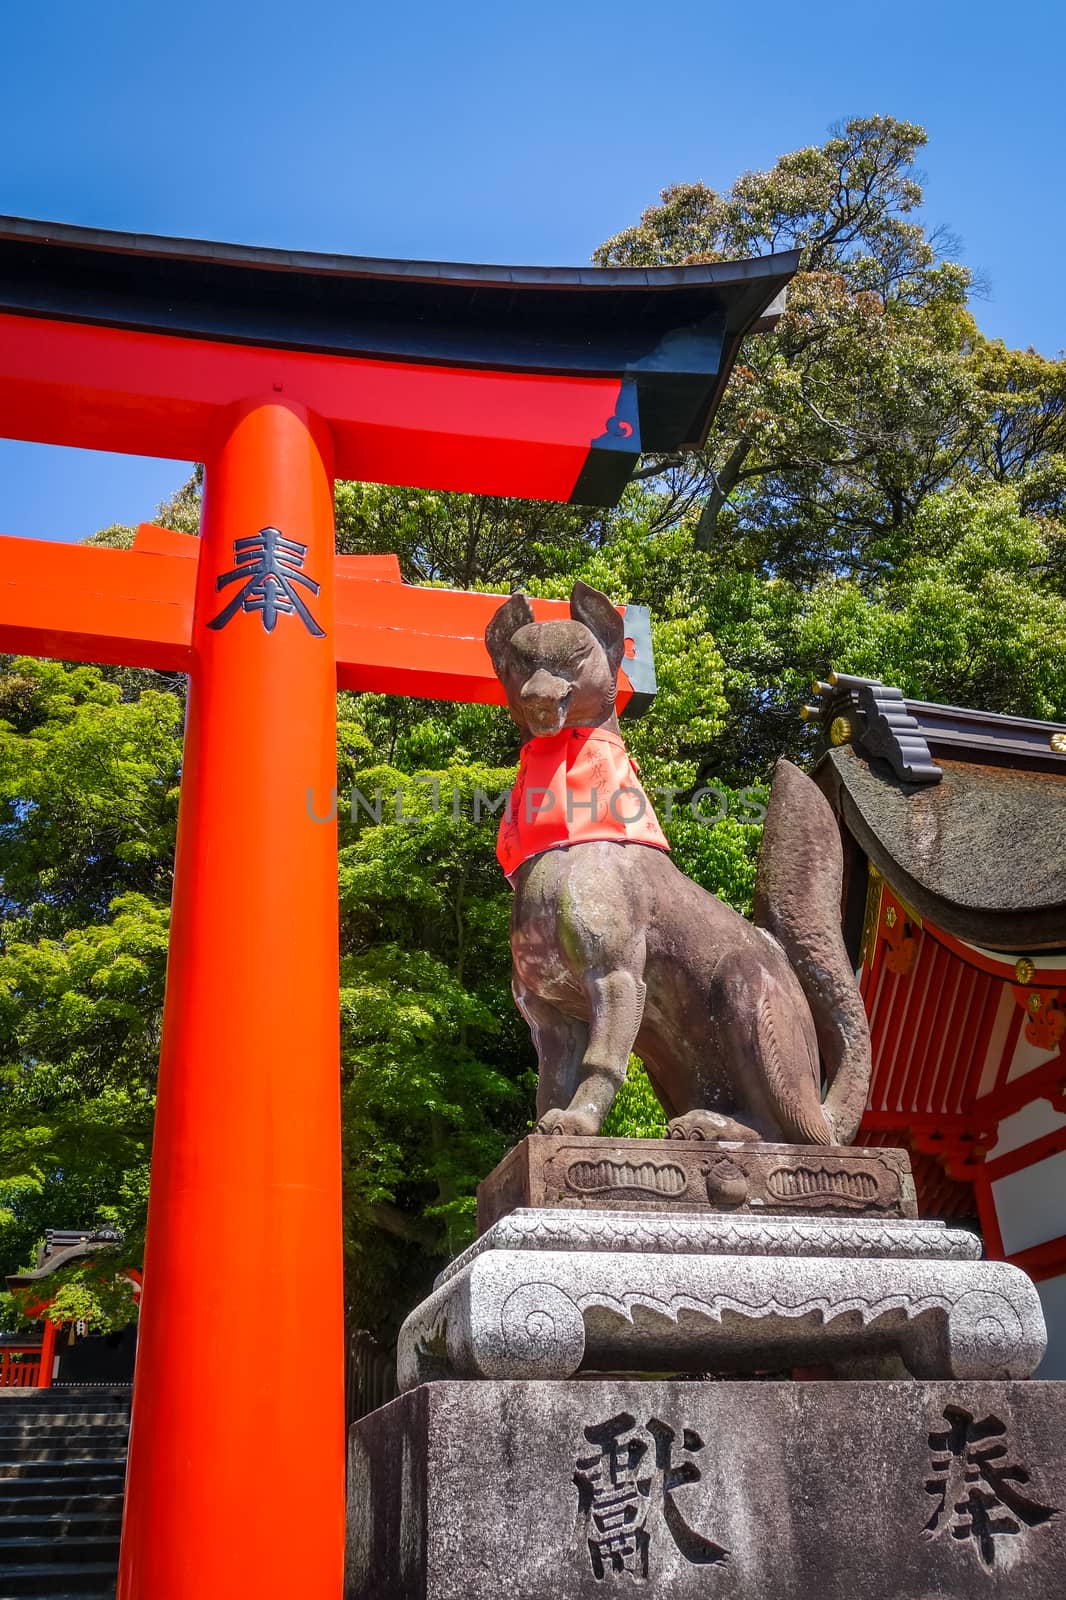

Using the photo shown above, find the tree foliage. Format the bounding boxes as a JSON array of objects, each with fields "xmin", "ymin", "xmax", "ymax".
[
  {"xmin": 1, "ymin": 115, "xmax": 1063, "ymax": 1338},
  {"xmin": 0, "ymin": 663, "xmax": 176, "ymax": 1327},
  {"xmin": 596, "ymin": 117, "xmax": 1064, "ymax": 580}
]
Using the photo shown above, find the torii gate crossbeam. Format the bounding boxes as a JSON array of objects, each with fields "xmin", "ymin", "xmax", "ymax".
[{"xmin": 0, "ymin": 217, "xmax": 796, "ymax": 1600}]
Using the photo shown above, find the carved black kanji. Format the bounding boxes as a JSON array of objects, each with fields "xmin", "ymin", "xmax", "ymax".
[
  {"xmin": 924, "ymin": 1405, "xmax": 1057, "ymax": 1567},
  {"xmin": 574, "ymin": 1411, "xmax": 728, "ymax": 1581},
  {"xmin": 207, "ymin": 527, "xmax": 325, "ymax": 637}
]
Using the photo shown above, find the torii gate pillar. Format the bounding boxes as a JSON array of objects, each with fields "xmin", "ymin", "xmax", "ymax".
[{"xmin": 119, "ymin": 400, "xmax": 344, "ymax": 1597}]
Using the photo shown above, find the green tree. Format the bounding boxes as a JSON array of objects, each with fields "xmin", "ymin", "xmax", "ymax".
[
  {"xmin": 794, "ymin": 484, "xmax": 1066, "ymax": 718},
  {"xmin": 337, "ymin": 759, "xmax": 524, "ymax": 1336},
  {"xmin": 596, "ymin": 115, "xmax": 1065, "ymax": 588},
  {"xmin": 0, "ymin": 660, "xmax": 178, "ymax": 1327}
]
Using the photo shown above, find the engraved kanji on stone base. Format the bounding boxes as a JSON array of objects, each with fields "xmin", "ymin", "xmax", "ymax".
[
  {"xmin": 924, "ymin": 1404, "xmax": 1058, "ymax": 1567},
  {"xmin": 573, "ymin": 1411, "xmax": 728, "ymax": 1581}
]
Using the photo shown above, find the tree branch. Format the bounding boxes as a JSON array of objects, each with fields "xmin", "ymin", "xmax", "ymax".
[{"xmin": 694, "ymin": 434, "xmax": 754, "ymax": 550}]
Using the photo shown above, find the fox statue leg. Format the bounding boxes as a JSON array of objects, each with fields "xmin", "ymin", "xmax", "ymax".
[
  {"xmin": 512, "ymin": 845, "xmax": 651, "ymax": 1135},
  {"xmin": 516, "ymin": 969, "xmax": 646, "ymax": 1136},
  {"xmin": 537, "ymin": 966, "xmax": 647, "ymax": 1135},
  {"xmin": 513, "ymin": 982, "xmax": 588, "ymax": 1122},
  {"xmin": 667, "ymin": 1109, "xmax": 762, "ymax": 1141},
  {"xmin": 529, "ymin": 963, "xmax": 646, "ymax": 1136}
]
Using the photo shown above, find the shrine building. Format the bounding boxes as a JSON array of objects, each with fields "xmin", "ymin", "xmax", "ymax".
[{"xmin": 808, "ymin": 675, "xmax": 1066, "ymax": 1374}]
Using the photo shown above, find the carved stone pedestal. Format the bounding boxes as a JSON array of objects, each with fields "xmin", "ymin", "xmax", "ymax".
[
  {"xmin": 376, "ymin": 1141, "xmax": 1053, "ymax": 1597},
  {"xmin": 345, "ymin": 1379, "xmax": 1066, "ymax": 1599},
  {"xmin": 396, "ymin": 1208, "xmax": 1046, "ymax": 1387}
]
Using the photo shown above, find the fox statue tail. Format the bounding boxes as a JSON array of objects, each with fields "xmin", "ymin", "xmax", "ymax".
[{"xmin": 753, "ymin": 758, "xmax": 872, "ymax": 1144}]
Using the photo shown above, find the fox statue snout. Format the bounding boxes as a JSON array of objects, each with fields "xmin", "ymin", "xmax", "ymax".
[
  {"xmin": 485, "ymin": 582, "xmax": 873, "ymax": 1146},
  {"xmin": 519, "ymin": 669, "xmax": 572, "ymax": 738}
]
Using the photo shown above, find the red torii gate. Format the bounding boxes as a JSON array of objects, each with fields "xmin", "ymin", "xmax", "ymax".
[{"xmin": 0, "ymin": 216, "xmax": 795, "ymax": 1599}]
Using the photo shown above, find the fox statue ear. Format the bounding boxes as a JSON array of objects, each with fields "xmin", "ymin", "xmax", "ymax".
[
  {"xmin": 570, "ymin": 581, "xmax": 625, "ymax": 672},
  {"xmin": 485, "ymin": 590, "xmax": 535, "ymax": 672}
]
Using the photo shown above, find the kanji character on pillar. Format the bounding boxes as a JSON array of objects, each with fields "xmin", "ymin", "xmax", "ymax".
[{"xmin": 208, "ymin": 526, "xmax": 325, "ymax": 636}]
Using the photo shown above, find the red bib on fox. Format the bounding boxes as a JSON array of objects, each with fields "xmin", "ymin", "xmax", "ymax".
[{"xmin": 496, "ymin": 726, "xmax": 670, "ymax": 878}]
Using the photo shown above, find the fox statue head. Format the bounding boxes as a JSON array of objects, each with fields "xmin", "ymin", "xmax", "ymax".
[{"xmin": 484, "ymin": 581, "xmax": 626, "ymax": 741}]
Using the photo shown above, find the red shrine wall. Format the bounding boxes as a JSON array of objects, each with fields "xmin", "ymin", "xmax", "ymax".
[{"xmin": 855, "ymin": 869, "xmax": 1066, "ymax": 1375}]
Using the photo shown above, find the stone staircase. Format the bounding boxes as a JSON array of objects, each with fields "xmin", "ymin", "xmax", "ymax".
[{"xmin": 0, "ymin": 1388, "xmax": 130, "ymax": 1598}]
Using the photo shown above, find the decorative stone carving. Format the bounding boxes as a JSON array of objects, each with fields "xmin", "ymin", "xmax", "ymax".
[
  {"xmin": 435, "ymin": 1208, "xmax": 982, "ymax": 1290},
  {"xmin": 764, "ymin": 1163, "xmax": 877, "ymax": 1203},
  {"xmin": 565, "ymin": 1155, "xmax": 689, "ymax": 1198},
  {"xmin": 477, "ymin": 1136, "xmax": 917, "ymax": 1233},
  {"xmin": 499, "ymin": 1282, "xmax": 586, "ymax": 1378},
  {"xmin": 397, "ymin": 1243, "xmax": 1045, "ymax": 1391}
]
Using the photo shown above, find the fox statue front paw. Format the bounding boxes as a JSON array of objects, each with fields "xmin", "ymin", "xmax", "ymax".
[
  {"xmin": 536, "ymin": 1108, "xmax": 603, "ymax": 1137},
  {"xmin": 667, "ymin": 1109, "xmax": 762, "ymax": 1142}
]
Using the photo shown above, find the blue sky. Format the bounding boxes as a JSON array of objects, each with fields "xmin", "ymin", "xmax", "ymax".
[{"xmin": 1, "ymin": 0, "xmax": 1062, "ymax": 543}]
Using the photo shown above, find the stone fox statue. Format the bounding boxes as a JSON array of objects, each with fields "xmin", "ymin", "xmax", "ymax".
[{"xmin": 485, "ymin": 582, "xmax": 872, "ymax": 1145}]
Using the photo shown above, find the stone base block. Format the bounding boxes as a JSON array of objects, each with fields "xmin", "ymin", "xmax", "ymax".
[{"xmin": 346, "ymin": 1379, "xmax": 1066, "ymax": 1599}]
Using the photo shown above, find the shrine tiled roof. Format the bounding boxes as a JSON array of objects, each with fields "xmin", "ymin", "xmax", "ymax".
[
  {"xmin": 820, "ymin": 746, "xmax": 1066, "ymax": 949},
  {"xmin": 810, "ymin": 678, "xmax": 1066, "ymax": 950},
  {"xmin": 5, "ymin": 1227, "xmax": 123, "ymax": 1290}
]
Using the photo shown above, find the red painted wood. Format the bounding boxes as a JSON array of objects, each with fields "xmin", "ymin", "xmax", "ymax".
[
  {"xmin": 919, "ymin": 947, "xmax": 965, "ymax": 1115},
  {"xmin": 333, "ymin": 553, "xmax": 404, "ymax": 582},
  {"xmin": 0, "ymin": 533, "xmax": 195, "ymax": 671},
  {"xmin": 0, "ymin": 528, "xmax": 639, "ymax": 713},
  {"xmin": 860, "ymin": 1110, "xmax": 969, "ymax": 1131},
  {"xmin": 974, "ymin": 1167, "xmax": 1006, "ymax": 1258},
  {"xmin": 0, "ymin": 311, "xmax": 623, "ymax": 502},
  {"xmin": 922, "ymin": 920, "xmax": 1066, "ymax": 986},
  {"xmin": 867, "ymin": 916, "xmax": 914, "ymax": 1109},
  {"xmin": 991, "ymin": 1000, "xmax": 1027, "ymax": 1101},
  {"xmin": 984, "ymin": 1125, "xmax": 1066, "ymax": 1183},
  {"xmin": 957, "ymin": 980, "xmax": 1006, "ymax": 1115},
  {"xmin": 939, "ymin": 965, "xmax": 980, "ymax": 1117},
  {"xmin": 131, "ymin": 525, "xmax": 199, "ymax": 559},
  {"xmin": 135, "ymin": 523, "xmax": 405, "ymax": 586},
  {"xmin": 0, "ymin": 1348, "xmax": 42, "ymax": 1388},
  {"xmin": 117, "ymin": 400, "xmax": 344, "ymax": 1600},
  {"xmin": 36, "ymin": 1318, "xmax": 57, "ymax": 1389},
  {"xmin": 889, "ymin": 933, "xmax": 940, "ymax": 1114},
  {"xmin": 975, "ymin": 1055, "xmax": 1066, "ymax": 1122}
]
